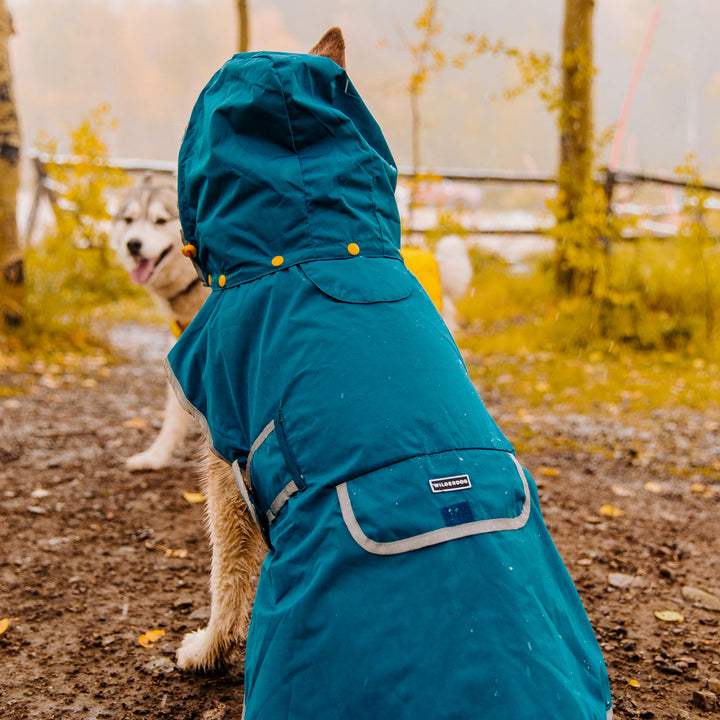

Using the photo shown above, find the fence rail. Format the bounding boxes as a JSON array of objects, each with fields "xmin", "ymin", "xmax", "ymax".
[{"xmin": 24, "ymin": 149, "xmax": 720, "ymax": 245}]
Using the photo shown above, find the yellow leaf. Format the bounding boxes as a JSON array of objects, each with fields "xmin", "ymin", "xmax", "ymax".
[
  {"xmin": 690, "ymin": 482, "xmax": 706, "ymax": 494},
  {"xmin": 0, "ymin": 617, "xmax": 9, "ymax": 635},
  {"xmin": 138, "ymin": 628, "xmax": 165, "ymax": 648},
  {"xmin": 156, "ymin": 544, "xmax": 189, "ymax": 559},
  {"xmin": 644, "ymin": 481, "xmax": 663, "ymax": 494},
  {"xmin": 627, "ymin": 679, "xmax": 640, "ymax": 688},
  {"xmin": 599, "ymin": 504, "xmax": 624, "ymax": 517},
  {"xmin": 183, "ymin": 492, "xmax": 206, "ymax": 504},
  {"xmin": 654, "ymin": 610, "xmax": 684, "ymax": 623},
  {"xmin": 538, "ymin": 467, "xmax": 559, "ymax": 477},
  {"xmin": 123, "ymin": 417, "xmax": 146, "ymax": 429}
]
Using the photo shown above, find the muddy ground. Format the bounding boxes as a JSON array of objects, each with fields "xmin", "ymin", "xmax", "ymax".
[{"xmin": 1, "ymin": 323, "xmax": 719, "ymax": 719}]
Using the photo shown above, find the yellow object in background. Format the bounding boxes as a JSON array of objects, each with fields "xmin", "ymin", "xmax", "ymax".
[{"xmin": 400, "ymin": 247, "xmax": 443, "ymax": 312}]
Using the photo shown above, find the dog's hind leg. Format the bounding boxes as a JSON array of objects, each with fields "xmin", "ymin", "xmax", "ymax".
[
  {"xmin": 177, "ymin": 448, "xmax": 265, "ymax": 672},
  {"xmin": 127, "ymin": 384, "xmax": 189, "ymax": 471}
]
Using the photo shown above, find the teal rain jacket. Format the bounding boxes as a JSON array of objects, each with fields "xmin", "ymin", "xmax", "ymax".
[{"xmin": 166, "ymin": 51, "xmax": 613, "ymax": 720}]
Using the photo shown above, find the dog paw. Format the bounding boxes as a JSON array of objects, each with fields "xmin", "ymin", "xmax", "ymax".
[
  {"xmin": 126, "ymin": 450, "xmax": 170, "ymax": 471},
  {"xmin": 176, "ymin": 628, "xmax": 229, "ymax": 673}
]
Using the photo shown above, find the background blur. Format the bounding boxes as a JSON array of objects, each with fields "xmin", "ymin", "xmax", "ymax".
[{"xmin": 7, "ymin": 0, "xmax": 720, "ymax": 178}]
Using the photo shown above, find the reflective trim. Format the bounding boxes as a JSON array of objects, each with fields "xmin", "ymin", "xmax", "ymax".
[
  {"xmin": 246, "ymin": 419, "xmax": 275, "ymax": 473},
  {"xmin": 337, "ymin": 453, "xmax": 531, "ymax": 556},
  {"xmin": 232, "ymin": 461, "xmax": 262, "ymax": 528},
  {"xmin": 266, "ymin": 480, "xmax": 300, "ymax": 524},
  {"xmin": 607, "ymin": 708, "xmax": 613, "ymax": 720},
  {"xmin": 163, "ymin": 356, "xmax": 228, "ymax": 463}
]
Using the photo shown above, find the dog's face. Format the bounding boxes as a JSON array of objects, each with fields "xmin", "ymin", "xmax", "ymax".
[{"xmin": 111, "ymin": 178, "xmax": 196, "ymax": 300}]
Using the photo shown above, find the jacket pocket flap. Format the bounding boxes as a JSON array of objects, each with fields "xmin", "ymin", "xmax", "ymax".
[
  {"xmin": 337, "ymin": 450, "xmax": 531, "ymax": 555},
  {"xmin": 300, "ymin": 257, "xmax": 413, "ymax": 304}
]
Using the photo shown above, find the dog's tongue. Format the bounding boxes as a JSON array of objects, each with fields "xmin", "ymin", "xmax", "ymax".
[{"xmin": 130, "ymin": 258, "xmax": 156, "ymax": 285}]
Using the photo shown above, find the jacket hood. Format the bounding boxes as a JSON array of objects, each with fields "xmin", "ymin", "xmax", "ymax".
[{"xmin": 178, "ymin": 51, "xmax": 402, "ymax": 288}]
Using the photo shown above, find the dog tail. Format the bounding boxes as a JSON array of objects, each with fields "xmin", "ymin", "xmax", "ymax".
[{"xmin": 435, "ymin": 235, "xmax": 473, "ymax": 302}]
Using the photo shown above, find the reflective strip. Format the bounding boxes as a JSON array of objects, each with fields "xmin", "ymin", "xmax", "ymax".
[
  {"xmin": 337, "ymin": 453, "xmax": 531, "ymax": 556},
  {"xmin": 232, "ymin": 461, "xmax": 262, "ymax": 526},
  {"xmin": 246, "ymin": 419, "xmax": 275, "ymax": 473},
  {"xmin": 266, "ymin": 480, "xmax": 300, "ymax": 525},
  {"xmin": 607, "ymin": 708, "xmax": 613, "ymax": 720},
  {"xmin": 163, "ymin": 357, "xmax": 228, "ymax": 463}
]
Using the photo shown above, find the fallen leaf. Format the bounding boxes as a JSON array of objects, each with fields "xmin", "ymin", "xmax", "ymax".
[
  {"xmin": 611, "ymin": 484, "xmax": 635, "ymax": 498},
  {"xmin": 644, "ymin": 481, "xmax": 664, "ymax": 494},
  {"xmin": 138, "ymin": 628, "xmax": 166, "ymax": 648},
  {"xmin": 577, "ymin": 558, "xmax": 593, "ymax": 566},
  {"xmin": 156, "ymin": 544, "xmax": 189, "ymax": 559},
  {"xmin": 123, "ymin": 417, "xmax": 147, "ymax": 429},
  {"xmin": 690, "ymin": 482, "xmax": 707, "ymax": 494},
  {"xmin": 183, "ymin": 492, "xmax": 206, "ymax": 504},
  {"xmin": 654, "ymin": 610, "xmax": 684, "ymax": 623},
  {"xmin": 538, "ymin": 467, "xmax": 559, "ymax": 477},
  {"xmin": 599, "ymin": 504, "xmax": 624, "ymax": 517},
  {"xmin": 0, "ymin": 617, "xmax": 9, "ymax": 635},
  {"xmin": 627, "ymin": 679, "xmax": 640, "ymax": 688}
]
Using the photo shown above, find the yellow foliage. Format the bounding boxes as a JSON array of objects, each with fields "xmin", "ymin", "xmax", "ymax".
[{"xmin": 17, "ymin": 105, "xmax": 156, "ymax": 353}]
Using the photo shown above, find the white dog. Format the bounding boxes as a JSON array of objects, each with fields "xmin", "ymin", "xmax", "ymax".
[{"xmin": 111, "ymin": 177, "xmax": 472, "ymax": 471}]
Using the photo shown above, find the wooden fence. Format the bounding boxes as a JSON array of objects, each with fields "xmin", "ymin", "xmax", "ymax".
[{"xmin": 23, "ymin": 148, "xmax": 720, "ymax": 245}]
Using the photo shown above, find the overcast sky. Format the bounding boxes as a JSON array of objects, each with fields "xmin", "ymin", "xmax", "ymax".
[{"xmin": 7, "ymin": 0, "xmax": 720, "ymax": 179}]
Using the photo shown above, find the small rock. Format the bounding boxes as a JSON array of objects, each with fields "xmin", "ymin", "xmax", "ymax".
[
  {"xmin": 682, "ymin": 586, "xmax": 720, "ymax": 612},
  {"xmin": 692, "ymin": 690, "xmax": 717, "ymax": 711},
  {"xmin": 708, "ymin": 677, "xmax": 720, "ymax": 693},
  {"xmin": 142, "ymin": 656, "xmax": 176, "ymax": 676},
  {"xmin": 173, "ymin": 596, "xmax": 195, "ymax": 610},
  {"xmin": 189, "ymin": 606, "xmax": 211, "ymax": 622},
  {"xmin": 608, "ymin": 572, "xmax": 636, "ymax": 589},
  {"xmin": 201, "ymin": 702, "xmax": 230, "ymax": 720}
]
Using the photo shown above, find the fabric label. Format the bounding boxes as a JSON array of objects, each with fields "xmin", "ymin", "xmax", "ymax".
[{"xmin": 429, "ymin": 474, "xmax": 472, "ymax": 494}]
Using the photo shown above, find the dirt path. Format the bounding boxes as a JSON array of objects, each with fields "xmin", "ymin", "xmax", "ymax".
[{"xmin": 1, "ymin": 324, "xmax": 719, "ymax": 719}]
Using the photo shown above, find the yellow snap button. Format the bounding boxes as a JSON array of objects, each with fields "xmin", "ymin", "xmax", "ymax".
[
  {"xmin": 208, "ymin": 275, "xmax": 212, "ymax": 286},
  {"xmin": 347, "ymin": 243, "xmax": 360, "ymax": 256},
  {"xmin": 272, "ymin": 256, "xmax": 284, "ymax": 267},
  {"xmin": 218, "ymin": 275, "xmax": 226, "ymax": 288}
]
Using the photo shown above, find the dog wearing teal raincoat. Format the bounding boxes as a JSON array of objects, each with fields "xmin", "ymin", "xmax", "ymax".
[{"xmin": 165, "ymin": 28, "xmax": 613, "ymax": 720}]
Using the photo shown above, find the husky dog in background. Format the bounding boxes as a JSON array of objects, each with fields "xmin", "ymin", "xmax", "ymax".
[
  {"xmin": 110, "ymin": 175, "xmax": 210, "ymax": 470},
  {"xmin": 111, "ymin": 176, "xmax": 472, "ymax": 471}
]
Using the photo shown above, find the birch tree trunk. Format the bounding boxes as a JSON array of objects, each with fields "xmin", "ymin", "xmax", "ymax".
[
  {"xmin": 555, "ymin": 0, "xmax": 595, "ymax": 295},
  {"xmin": 237, "ymin": 0, "xmax": 249, "ymax": 53},
  {"xmin": 0, "ymin": 1, "xmax": 21, "ymax": 328}
]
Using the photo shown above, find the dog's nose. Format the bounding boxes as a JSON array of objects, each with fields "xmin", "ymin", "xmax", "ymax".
[{"xmin": 126, "ymin": 239, "xmax": 143, "ymax": 257}]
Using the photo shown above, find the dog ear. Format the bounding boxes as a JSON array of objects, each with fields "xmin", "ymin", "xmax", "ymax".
[{"xmin": 309, "ymin": 27, "xmax": 346, "ymax": 69}]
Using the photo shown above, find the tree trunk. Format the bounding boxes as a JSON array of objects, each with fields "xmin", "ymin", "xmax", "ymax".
[
  {"xmin": 0, "ymin": 0, "xmax": 21, "ymax": 328},
  {"xmin": 237, "ymin": 0, "xmax": 249, "ymax": 53},
  {"xmin": 555, "ymin": 0, "xmax": 595, "ymax": 295}
]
